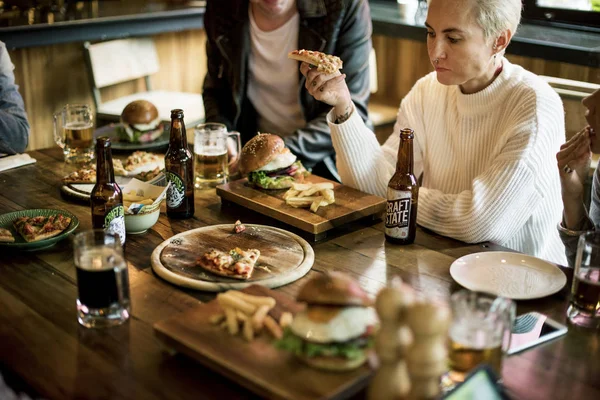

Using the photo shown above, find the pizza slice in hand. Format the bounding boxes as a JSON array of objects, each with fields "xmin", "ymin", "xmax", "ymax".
[
  {"xmin": 0, "ymin": 227, "xmax": 14, "ymax": 243},
  {"xmin": 13, "ymin": 214, "xmax": 72, "ymax": 243},
  {"xmin": 288, "ymin": 49, "xmax": 343, "ymax": 74},
  {"xmin": 197, "ymin": 247, "xmax": 260, "ymax": 280}
]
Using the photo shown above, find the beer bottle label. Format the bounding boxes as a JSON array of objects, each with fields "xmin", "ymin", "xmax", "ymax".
[
  {"xmin": 166, "ymin": 171, "xmax": 185, "ymax": 208},
  {"xmin": 385, "ymin": 189, "xmax": 412, "ymax": 238},
  {"xmin": 105, "ymin": 204, "xmax": 126, "ymax": 245}
]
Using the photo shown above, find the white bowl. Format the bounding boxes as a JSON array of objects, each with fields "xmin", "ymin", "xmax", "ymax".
[{"xmin": 124, "ymin": 205, "xmax": 160, "ymax": 234}]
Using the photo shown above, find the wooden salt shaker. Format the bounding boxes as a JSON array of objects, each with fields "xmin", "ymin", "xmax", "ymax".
[
  {"xmin": 405, "ymin": 301, "xmax": 451, "ymax": 399},
  {"xmin": 367, "ymin": 281, "xmax": 415, "ymax": 400}
]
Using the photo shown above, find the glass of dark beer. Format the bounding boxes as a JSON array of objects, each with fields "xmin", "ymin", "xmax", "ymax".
[
  {"xmin": 568, "ymin": 232, "xmax": 600, "ymax": 329},
  {"xmin": 74, "ymin": 230, "xmax": 130, "ymax": 328},
  {"xmin": 446, "ymin": 291, "xmax": 514, "ymax": 385}
]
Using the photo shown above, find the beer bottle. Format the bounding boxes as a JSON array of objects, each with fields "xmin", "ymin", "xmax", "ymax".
[
  {"xmin": 385, "ymin": 128, "xmax": 419, "ymax": 244},
  {"xmin": 165, "ymin": 109, "xmax": 195, "ymax": 218},
  {"xmin": 90, "ymin": 137, "xmax": 126, "ymax": 246}
]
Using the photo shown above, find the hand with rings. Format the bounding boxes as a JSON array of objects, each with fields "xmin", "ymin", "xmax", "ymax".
[
  {"xmin": 556, "ymin": 126, "xmax": 593, "ymax": 199},
  {"xmin": 299, "ymin": 61, "xmax": 351, "ymax": 108}
]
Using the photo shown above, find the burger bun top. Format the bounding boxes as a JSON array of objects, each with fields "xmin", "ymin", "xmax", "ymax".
[
  {"xmin": 121, "ymin": 100, "xmax": 159, "ymax": 125},
  {"xmin": 239, "ymin": 133, "xmax": 291, "ymax": 175},
  {"xmin": 297, "ymin": 272, "xmax": 372, "ymax": 307}
]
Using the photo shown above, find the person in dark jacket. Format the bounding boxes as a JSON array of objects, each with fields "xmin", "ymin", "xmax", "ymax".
[
  {"xmin": 0, "ymin": 41, "xmax": 29, "ymax": 155},
  {"xmin": 202, "ymin": 0, "xmax": 372, "ymax": 181}
]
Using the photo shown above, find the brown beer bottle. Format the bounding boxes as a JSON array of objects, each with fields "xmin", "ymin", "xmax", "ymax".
[
  {"xmin": 165, "ymin": 109, "xmax": 195, "ymax": 218},
  {"xmin": 90, "ymin": 137, "xmax": 126, "ymax": 246},
  {"xmin": 385, "ymin": 128, "xmax": 419, "ymax": 244}
]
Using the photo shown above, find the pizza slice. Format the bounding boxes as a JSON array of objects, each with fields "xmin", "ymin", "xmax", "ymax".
[
  {"xmin": 0, "ymin": 227, "xmax": 14, "ymax": 243},
  {"xmin": 124, "ymin": 151, "xmax": 164, "ymax": 175},
  {"xmin": 197, "ymin": 247, "xmax": 260, "ymax": 280},
  {"xmin": 62, "ymin": 164, "xmax": 96, "ymax": 184},
  {"xmin": 13, "ymin": 214, "xmax": 72, "ymax": 243},
  {"xmin": 288, "ymin": 49, "xmax": 343, "ymax": 74}
]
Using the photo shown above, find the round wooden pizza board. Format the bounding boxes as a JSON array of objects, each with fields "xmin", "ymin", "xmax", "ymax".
[{"xmin": 151, "ymin": 224, "xmax": 314, "ymax": 291}]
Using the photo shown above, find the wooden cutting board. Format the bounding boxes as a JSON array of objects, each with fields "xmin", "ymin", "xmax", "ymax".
[
  {"xmin": 216, "ymin": 175, "xmax": 386, "ymax": 241},
  {"xmin": 151, "ymin": 224, "xmax": 314, "ymax": 292},
  {"xmin": 154, "ymin": 285, "xmax": 373, "ymax": 400}
]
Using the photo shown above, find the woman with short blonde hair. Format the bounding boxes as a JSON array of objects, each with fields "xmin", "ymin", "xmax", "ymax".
[{"xmin": 299, "ymin": 0, "xmax": 566, "ymax": 264}]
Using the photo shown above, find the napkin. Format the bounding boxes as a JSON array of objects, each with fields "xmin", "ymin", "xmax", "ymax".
[{"xmin": 0, "ymin": 154, "xmax": 37, "ymax": 172}]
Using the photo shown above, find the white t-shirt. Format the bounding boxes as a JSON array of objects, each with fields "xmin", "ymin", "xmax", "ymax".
[{"xmin": 247, "ymin": 7, "xmax": 305, "ymax": 136}]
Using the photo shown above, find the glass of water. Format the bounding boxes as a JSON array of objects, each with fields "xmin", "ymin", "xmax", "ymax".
[{"xmin": 74, "ymin": 230, "xmax": 130, "ymax": 328}]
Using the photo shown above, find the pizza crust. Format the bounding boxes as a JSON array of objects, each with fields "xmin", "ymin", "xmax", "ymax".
[
  {"xmin": 288, "ymin": 49, "xmax": 343, "ymax": 74},
  {"xmin": 13, "ymin": 214, "xmax": 72, "ymax": 243},
  {"xmin": 0, "ymin": 227, "xmax": 14, "ymax": 243},
  {"xmin": 197, "ymin": 248, "xmax": 260, "ymax": 280}
]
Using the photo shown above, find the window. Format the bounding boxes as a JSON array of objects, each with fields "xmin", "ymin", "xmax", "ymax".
[{"xmin": 523, "ymin": 0, "xmax": 600, "ymax": 29}]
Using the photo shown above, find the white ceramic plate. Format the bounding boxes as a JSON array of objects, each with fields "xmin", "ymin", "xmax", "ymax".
[{"xmin": 449, "ymin": 251, "xmax": 567, "ymax": 300}]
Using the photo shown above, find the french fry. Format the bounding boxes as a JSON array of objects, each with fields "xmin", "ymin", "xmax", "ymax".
[
  {"xmin": 310, "ymin": 196, "xmax": 324, "ymax": 213},
  {"xmin": 322, "ymin": 188, "xmax": 335, "ymax": 204},
  {"xmin": 264, "ymin": 315, "xmax": 283, "ymax": 339},
  {"xmin": 228, "ymin": 291, "xmax": 276, "ymax": 309},
  {"xmin": 283, "ymin": 189, "xmax": 299, "ymax": 200},
  {"xmin": 224, "ymin": 307, "xmax": 239, "ymax": 335},
  {"xmin": 243, "ymin": 318, "xmax": 255, "ymax": 342},
  {"xmin": 279, "ymin": 312, "xmax": 293, "ymax": 328},
  {"xmin": 236, "ymin": 310, "xmax": 248, "ymax": 322},
  {"xmin": 291, "ymin": 183, "xmax": 313, "ymax": 191},
  {"xmin": 218, "ymin": 320, "xmax": 228, "ymax": 330},
  {"xmin": 217, "ymin": 292, "xmax": 257, "ymax": 315},
  {"xmin": 252, "ymin": 304, "xmax": 271, "ymax": 331},
  {"xmin": 286, "ymin": 196, "xmax": 322, "ymax": 207},
  {"xmin": 209, "ymin": 313, "xmax": 225, "ymax": 325}
]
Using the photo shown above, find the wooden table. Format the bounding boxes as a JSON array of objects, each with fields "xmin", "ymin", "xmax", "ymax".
[{"xmin": 0, "ymin": 148, "xmax": 598, "ymax": 400}]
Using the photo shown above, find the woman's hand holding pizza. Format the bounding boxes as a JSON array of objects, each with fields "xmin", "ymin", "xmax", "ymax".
[{"xmin": 300, "ymin": 62, "xmax": 353, "ymax": 122}]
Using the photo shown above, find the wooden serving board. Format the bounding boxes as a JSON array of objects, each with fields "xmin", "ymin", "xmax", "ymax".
[
  {"xmin": 151, "ymin": 224, "xmax": 314, "ymax": 292},
  {"xmin": 216, "ymin": 176, "xmax": 386, "ymax": 240},
  {"xmin": 154, "ymin": 285, "xmax": 372, "ymax": 400}
]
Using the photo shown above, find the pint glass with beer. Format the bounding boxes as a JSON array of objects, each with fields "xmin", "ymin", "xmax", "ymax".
[
  {"xmin": 74, "ymin": 230, "xmax": 130, "ymax": 328},
  {"xmin": 53, "ymin": 104, "xmax": 95, "ymax": 164},
  {"xmin": 568, "ymin": 231, "xmax": 600, "ymax": 329},
  {"xmin": 193, "ymin": 123, "xmax": 241, "ymax": 189},
  {"xmin": 447, "ymin": 290, "xmax": 514, "ymax": 384}
]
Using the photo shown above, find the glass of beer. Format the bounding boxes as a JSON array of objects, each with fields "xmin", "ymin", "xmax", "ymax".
[
  {"xmin": 193, "ymin": 123, "xmax": 241, "ymax": 189},
  {"xmin": 447, "ymin": 290, "xmax": 514, "ymax": 384},
  {"xmin": 568, "ymin": 232, "xmax": 600, "ymax": 329},
  {"xmin": 74, "ymin": 230, "xmax": 130, "ymax": 328},
  {"xmin": 53, "ymin": 104, "xmax": 95, "ymax": 164}
]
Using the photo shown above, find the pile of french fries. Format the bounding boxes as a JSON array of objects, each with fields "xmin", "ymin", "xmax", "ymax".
[
  {"xmin": 283, "ymin": 182, "xmax": 335, "ymax": 213},
  {"xmin": 210, "ymin": 290, "xmax": 293, "ymax": 342},
  {"xmin": 123, "ymin": 190, "xmax": 155, "ymax": 208}
]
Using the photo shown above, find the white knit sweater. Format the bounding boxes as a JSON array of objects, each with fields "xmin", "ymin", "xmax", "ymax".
[{"xmin": 328, "ymin": 59, "xmax": 567, "ymax": 265}]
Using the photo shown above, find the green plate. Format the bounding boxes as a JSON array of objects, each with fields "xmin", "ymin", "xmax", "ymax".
[{"xmin": 0, "ymin": 209, "xmax": 80, "ymax": 251}]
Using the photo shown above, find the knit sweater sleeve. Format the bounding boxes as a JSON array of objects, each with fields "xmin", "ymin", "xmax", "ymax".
[
  {"xmin": 417, "ymin": 91, "xmax": 560, "ymax": 244},
  {"xmin": 327, "ymin": 85, "xmax": 425, "ymax": 197}
]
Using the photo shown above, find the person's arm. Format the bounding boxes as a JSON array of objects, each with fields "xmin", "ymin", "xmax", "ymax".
[
  {"xmin": 0, "ymin": 42, "xmax": 29, "ymax": 155},
  {"xmin": 201, "ymin": 2, "xmax": 234, "ymax": 130},
  {"xmin": 284, "ymin": 0, "xmax": 372, "ymax": 167}
]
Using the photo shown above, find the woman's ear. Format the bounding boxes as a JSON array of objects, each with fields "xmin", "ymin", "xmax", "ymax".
[{"xmin": 494, "ymin": 29, "xmax": 512, "ymax": 54}]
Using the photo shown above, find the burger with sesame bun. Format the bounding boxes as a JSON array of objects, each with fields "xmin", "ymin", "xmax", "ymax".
[
  {"xmin": 239, "ymin": 133, "xmax": 307, "ymax": 190},
  {"xmin": 276, "ymin": 272, "xmax": 377, "ymax": 372},
  {"xmin": 117, "ymin": 100, "xmax": 163, "ymax": 143}
]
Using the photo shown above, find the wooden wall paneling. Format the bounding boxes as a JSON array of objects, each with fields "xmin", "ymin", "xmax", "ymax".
[{"xmin": 9, "ymin": 30, "xmax": 208, "ymax": 152}]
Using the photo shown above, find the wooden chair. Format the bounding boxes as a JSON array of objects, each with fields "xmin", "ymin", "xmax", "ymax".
[
  {"xmin": 367, "ymin": 48, "xmax": 398, "ymax": 144},
  {"xmin": 83, "ymin": 38, "xmax": 205, "ymax": 127}
]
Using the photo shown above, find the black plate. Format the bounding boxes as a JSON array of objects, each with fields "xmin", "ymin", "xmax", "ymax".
[{"xmin": 94, "ymin": 123, "xmax": 169, "ymax": 151}]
